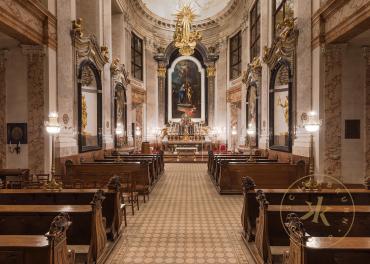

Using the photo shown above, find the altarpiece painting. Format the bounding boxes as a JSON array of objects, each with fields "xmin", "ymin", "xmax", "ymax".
[{"xmin": 168, "ymin": 56, "xmax": 205, "ymax": 122}]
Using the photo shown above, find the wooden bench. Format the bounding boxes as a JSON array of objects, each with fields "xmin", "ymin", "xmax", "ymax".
[
  {"xmin": 94, "ymin": 158, "xmax": 158, "ymax": 184},
  {"xmin": 104, "ymin": 154, "xmax": 163, "ymax": 176},
  {"xmin": 65, "ymin": 162, "xmax": 151, "ymax": 200},
  {"xmin": 283, "ymin": 214, "xmax": 370, "ymax": 264},
  {"xmin": 217, "ymin": 162, "xmax": 305, "ymax": 194},
  {"xmin": 109, "ymin": 152, "xmax": 164, "ymax": 173},
  {"xmin": 0, "ymin": 169, "xmax": 30, "ymax": 189},
  {"xmin": 0, "ymin": 176, "xmax": 124, "ymax": 240},
  {"xmin": 0, "ymin": 213, "xmax": 74, "ymax": 264},
  {"xmin": 241, "ymin": 177, "xmax": 370, "ymax": 242},
  {"xmin": 212, "ymin": 158, "xmax": 277, "ymax": 184},
  {"xmin": 0, "ymin": 191, "xmax": 108, "ymax": 264},
  {"xmin": 250, "ymin": 191, "xmax": 370, "ymax": 264}
]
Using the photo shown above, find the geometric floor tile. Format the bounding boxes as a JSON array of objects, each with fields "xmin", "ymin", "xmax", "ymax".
[{"xmin": 106, "ymin": 164, "xmax": 255, "ymax": 264}]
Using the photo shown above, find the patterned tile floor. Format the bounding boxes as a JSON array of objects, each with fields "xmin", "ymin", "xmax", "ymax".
[{"xmin": 106, "ymin": 163, "xmax": 255, "ymax": 264}]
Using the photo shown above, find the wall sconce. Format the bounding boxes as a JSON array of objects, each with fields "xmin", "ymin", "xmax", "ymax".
[
  {"xmin": 302, "ymin": 111, "xmax": 322, "ymax": 175},
  {"xmin": 8, "ymin": 141, "xmax": 21, "ymax": 154},
  {"xmin": 44, "ymin": 112, "xmax": 61, "ymax": 190},
  {"xmin": 246, "ymin": 123, "xmax": 256, "ymax": 162}
]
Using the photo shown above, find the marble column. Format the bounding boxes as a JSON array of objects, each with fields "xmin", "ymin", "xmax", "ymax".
[
  {"xmin": 207, "ymin": 65, "xmax": 216, "ymax": 127},
  {"xmin": 22, "ymin": 45, "xmax": 45, "ymax": 173},
  {"xmin": 0, "ymin": 50, "xmax": 7, "ymax": 168},
  {"xmin": 56, "ymin": 0, "xmax": 77, "ymax": 158},
  {"xmin": 323, "ymin": 45, "xmax": 343, "ymax": 179},
  {"xmin": 102, "ymin": 0, "xmax": 113, "ymax": 149},
  {"xmin": 259, "ymin": 0, "xmax": 270, "ymax": 149},
  {"xmin": 157, "ymin": 64, "xmax": 166, "ymax": 127}
]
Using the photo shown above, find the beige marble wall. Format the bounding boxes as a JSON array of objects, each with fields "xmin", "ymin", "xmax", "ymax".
[
  {"xmin": 341, "ymin": 46, "xmax": 366, "ymax": 183},
  {"xmin": 215, "ymin": 39, "xmax": 228, "ymax": 141},
  {"xmin": 145, "ymin": 45, "xmax": 158, "ymax": 140},
  {"xmin": 23, "ymin": 46, "xmax": 45, "ymax": 173},
  {"xmin": 323, "ymin": 46, "xmax": 343, "ymax": 179},
  {"xmin": 0, "ymin": 51, "xmax": 6, "ymax": 168}
]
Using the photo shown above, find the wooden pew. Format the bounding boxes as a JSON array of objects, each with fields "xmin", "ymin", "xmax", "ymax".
[
  {"xmin": 109, "ymin": 152, "xmax": 164, "ymax": 173},
  {"xmin": 94, "ymin": 158, "xmax": 158, "ymax": 184},
  {"xmin": 0, "ymin": 169, "xmax": 30, "ymax": 188},
  {"xmin": 241, "ymin": 177, "xmax": 370, "ymax": 242},
  {"xmin": 0, "ymin": 213, "xmax": 74, "ymax": 264},
  {"xmin": 104, "ymin": 154, "xmax": 163, "ymax": 176},
  {"xmin": 65, "ymin": 162, "xmax": 151, "ymax": 200},
  {"xmin": 250, "ymin": 191, "xmax": 370, "ymax": 264},
  {"xmin": 0, "ymin": 191, "xmax": 108, "ymax": 264},
  {"xmin": 212, "ymin": 158, "xmax": 277, "ymax": 184},
  {"xmin": 0, "ymin": 176, "xmax": 124, "ymax": 240},
  {"xmin": 283, "ymin": 214, "xmax": 370, "ymax": 264},
  {"xmin": 217, "ymin": 162, "xmax": 305, "ymax": 194}
]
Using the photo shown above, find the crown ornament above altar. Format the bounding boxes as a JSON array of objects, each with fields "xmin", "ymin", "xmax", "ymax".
[{"xmin": 173, "ymin": 4, "xmax": 202, "ymax": 56}]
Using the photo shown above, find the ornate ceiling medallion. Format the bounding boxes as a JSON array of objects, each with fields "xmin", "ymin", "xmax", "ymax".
[{"xmin": 173, "ymin": 5, "xmax": 202, "ymax": 56}]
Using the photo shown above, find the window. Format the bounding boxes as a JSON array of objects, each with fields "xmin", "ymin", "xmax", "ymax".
[
  {"xmin": 273, "ymin": 0, "xmax": 293, "ymax": 38},
  {"xmin": 131, "ymin": 33, "xmax": 143, "ymax": 81},
  {"xmin": 230, "ymin": 32, "xmax": 242, "ymax": 80},
  {"xmin": 250, "ymin": 0, "xmax": 260, "ymax": 62}
]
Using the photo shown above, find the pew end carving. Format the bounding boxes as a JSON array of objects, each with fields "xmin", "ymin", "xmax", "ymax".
[{"xmin": 241, "ymin": 176, "xmax": 257, "ymax": 241}]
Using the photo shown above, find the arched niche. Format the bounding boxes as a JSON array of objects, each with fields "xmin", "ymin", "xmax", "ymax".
[
  {"xmin": 246, "ymin": 84, "xmax": 259, "ymax": 148},
  {"xmin": 243, "ymin": 58, "xmax": 262, "ymax": 148},
  {"xmin": 77, "ymin": 60, "xmax": 103, "ymax": 152},
  {"xmin": 263, "ymin": 17, "xmax": 298, "ymax": 153},
  {"xmin": 110, "ymin": 59, "xmax": 130, "ymax": 148},
  {"xmin": 269, "ymin": 59, "xmax": 293, "ymax": 152},
  {"xmin": 114, "ymin": 83, "xmax": 128, "ymax": 147},
  {"xmin": 71, "ymin": 19, "xmax": 109, "ymax": 153}
]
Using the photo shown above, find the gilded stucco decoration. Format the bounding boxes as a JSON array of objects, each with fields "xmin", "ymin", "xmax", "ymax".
[
  {"xmin": 173, "ymin": 5, "xmax": 202, "ymax": 56},
  {"xmin": 71, "ymin": 18, "xmax": 109, "ymax": 72},
  {"xmin": 263, "ymin": 17, "xmax": 298, "ymax": 68}
]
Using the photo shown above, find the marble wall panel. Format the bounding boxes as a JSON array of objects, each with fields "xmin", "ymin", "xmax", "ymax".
[
  {"xmin": 323, "ymin": 46, "xmax": 342, "ymax": 179},
  {"xmin": 26, "ymin": 52, "xmax": 45, "ymax": 173}
]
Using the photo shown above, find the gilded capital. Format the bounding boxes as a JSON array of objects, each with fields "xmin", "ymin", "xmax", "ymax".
[
  {"xmin": 157, "ymin": 66, "xmax": 167, "ymax": 78},
  {"xmin": 207, "ymin": 66, "xmax": 216, "ymax": 77}
]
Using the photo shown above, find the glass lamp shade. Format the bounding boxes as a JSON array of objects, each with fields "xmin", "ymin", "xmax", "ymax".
[
  {"xmin": 116, "ymin": 123, "xmax": 124, "ymax": 135},
  {"xmin": 231, "ymin": 127, "xmax": 237, "ymax": 136},
  {"xmin": 304, "ymin": 111, "xmax": 321, "ymax": 133},
  {"xmin": 247, "ymin": 129, "xmax": 256, "ymax": 136},
  {"xmin": 135, "ymin": 127, "xmax": 142, "ymax": 136},
  {"xmin": 304, "ymin": 123, "xmax": 320, "ymax": 132},
  {"xmin": 46, "ymin": 125, "xmax": 61, "ymax": 134},
  {"xmin": 45, "ymin": 112, "xmax": 61, "ymax": 135}
]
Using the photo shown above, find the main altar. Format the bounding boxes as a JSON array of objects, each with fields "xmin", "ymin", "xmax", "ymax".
[{"xmin": 160, "ymin": 113, "xmax": 211, "ymax": 153}]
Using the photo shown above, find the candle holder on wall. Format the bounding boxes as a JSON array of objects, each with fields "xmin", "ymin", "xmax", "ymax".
[{"xmin": 7, "ymin": 123, "xmax": 27, "ymax": 155}]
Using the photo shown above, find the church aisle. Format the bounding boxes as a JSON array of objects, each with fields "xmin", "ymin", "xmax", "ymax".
[{"xmin": 107, "ymin": 163, "xmax": 255, "ymax": 264}]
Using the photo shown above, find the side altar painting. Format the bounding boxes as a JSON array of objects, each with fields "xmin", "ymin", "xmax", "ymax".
[{"xmin": 168, "ymin": 56, "xmax": 205, "ymax": 122}]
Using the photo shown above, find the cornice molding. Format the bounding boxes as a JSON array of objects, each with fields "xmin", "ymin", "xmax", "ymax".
[
  {"xmin": 0, "ymin": 0, "xmax": 57, "ymax": 49},
  {"xmin": 312, "ymin": 0, "xmax": 370, "ymax": 48}
]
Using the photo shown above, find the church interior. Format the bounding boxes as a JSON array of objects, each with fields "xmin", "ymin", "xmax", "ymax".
[{"xmin": 0, "ymin": 0, "xmax": 369, "ymax": 263}]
